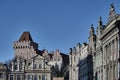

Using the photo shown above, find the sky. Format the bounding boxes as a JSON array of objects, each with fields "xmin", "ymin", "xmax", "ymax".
[{"xmin": 0, "ymin": 0, "xmax": 120, "ymax": 63}]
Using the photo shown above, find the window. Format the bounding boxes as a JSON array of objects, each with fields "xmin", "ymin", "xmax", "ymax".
[
  {"xmin": 58, "ymin": 58, "xmax": 60, "ymax": 61},
  {"xmin": 10, "ymin": 75, "xmax": 14, "ymax": 80},
  {"xmin": 17, "ymin": 75, "xmax": 22, "ymax": 80},
  {"xmin": 34, "ymin": 64, "xmax": 37, "ymax": 69},
  {"xmin": 0, "ymin": 73, "xmax": 3, "ymax": 78},
  {"xmin": 34, "ymin": 75, "xmax": 37, "ymax": 80},
  {"xmin": 39, "ymin": 64, "xmax": 42, "ymax": 69},
  {"xmin": 28, "ymin": 75, "xmax": 31, "ymax": 80},
  {"xmin": 42, "ymin": 75, "xmax": 46, "ymax": 80},
  {"xmin": 14, "ymin": 63, "xmax": 18, "ymax": 70}
]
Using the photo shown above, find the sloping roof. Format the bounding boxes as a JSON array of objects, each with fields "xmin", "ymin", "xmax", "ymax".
[{"xmin": 18, "ymin": 31, "xmax": 33, "ymax": 41}]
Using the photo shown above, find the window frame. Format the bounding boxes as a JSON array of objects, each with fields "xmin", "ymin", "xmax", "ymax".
[
  {"xmin": 9, "ymin": 74, "xmax": 14, "ymax": 80},
  {"xmin": 16, "ymin": 74, "xmax": 22, "ymax": 80}
]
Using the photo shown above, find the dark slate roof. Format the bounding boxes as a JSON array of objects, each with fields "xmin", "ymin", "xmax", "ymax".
[{"xmin": 18, "ymin": 31, "xmax": 33, "ymax": 42}]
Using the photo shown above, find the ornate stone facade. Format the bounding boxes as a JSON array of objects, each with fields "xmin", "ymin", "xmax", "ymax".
[{"xmin": 92, "ymin": 4, "xmax": 120, "ymax": 80}]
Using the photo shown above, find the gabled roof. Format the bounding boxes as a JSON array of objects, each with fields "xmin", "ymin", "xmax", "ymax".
[{"xmin": 18, "ymin": 31, "xmax": 33, "ymax": 41}]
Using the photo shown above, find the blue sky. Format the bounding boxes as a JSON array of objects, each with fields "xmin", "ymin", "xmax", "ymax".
[{"xmin": 0, "ymin": 0, "xmax": 120, "ymax": 62}]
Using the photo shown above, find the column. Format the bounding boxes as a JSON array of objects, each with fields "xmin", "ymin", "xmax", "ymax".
[{"xmin": 11, "ymin": 62, "xmax": 14, "ymax": 71}]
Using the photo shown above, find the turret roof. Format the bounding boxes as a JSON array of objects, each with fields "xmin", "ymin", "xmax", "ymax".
[{"xmin": 18, "ymin": 31, "xmax": 33, "ymax": 41}]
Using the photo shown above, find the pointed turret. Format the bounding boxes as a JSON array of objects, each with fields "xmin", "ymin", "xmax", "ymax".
[
  {"xmin": 89, "ymin": 24, "xmax": 95, "ymax": 37},
  {"xmin": 107, "ymin": 3, "xmax": 118, "ymax": 24},
  {"xmin": 98, "ymin": 16, "xmax": 103, "ymax": 26},
  {"xmin": 18, "ymin": 31, "xmax": 33, "ymax": 42},
  {"xmin": 97, "ymin": 16, "xmax": 103, "ymax": 36}
]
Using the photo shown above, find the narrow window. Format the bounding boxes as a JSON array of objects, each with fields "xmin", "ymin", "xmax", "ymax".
[
  {"xmin": 28, "ymin": 75, "xmax": 31, "ymax": 80},
  {"xmin": 0, "ymin": 73, "xmax": 3, "ymax": 78},
  {"xmin": 34, "ymin": 75, "xmax": 37, "ymax": 80},
  {"xmin": 17, "ymin": 75, "xmax": 22, "ymax": 80},
  {"xmin": 14, "ymin": 63, "xmax": 18, "ymax": 70},
  {"xmin": 42, "ymin": 75, "xmax": 46, "ymax": 80},
  {"xmin": 10, "ymin": 75, "xmax": 14, "ymax": 80},
  {"xmin": 34, "ymin": 64, "xmax": 37, "ymax": 69},
  {"xmin": 39, "ymin": 64, "xmax": 42, "ymax": 69}
]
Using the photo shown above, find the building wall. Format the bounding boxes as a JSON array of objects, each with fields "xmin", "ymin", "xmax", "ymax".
[{"xmin": 13, "ymin": 41, "xmax": 38, "ymax": 60}]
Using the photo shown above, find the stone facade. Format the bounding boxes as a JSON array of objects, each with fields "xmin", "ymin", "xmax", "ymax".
[
  {"xmin": 100, "ymin": 4, "xmax": 120, "ymax": 80},
  {"xmin": 92, "ymin": 4, "xmax": 120, "ymax": 80},
  {"xmin": 69, "ymin": 4, "xmax": 120, "ymax": 80}
]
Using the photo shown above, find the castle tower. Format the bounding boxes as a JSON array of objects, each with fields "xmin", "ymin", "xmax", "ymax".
[{"xmin": 13, "ymin": 31, "xmax": 41, "ymax": 60}]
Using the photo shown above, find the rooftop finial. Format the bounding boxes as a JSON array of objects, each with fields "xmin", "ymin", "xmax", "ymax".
[
  {"xmin": 111, "ymin": 3, "xmax": 114, "ymax": 8},
  {"xmin": 99, "ymin": 16, "xmax": 102, "ymax": 22},
  {"xmin": 98, "ymin": 16, "xmax": 102, "ymax": 25},
  {"xmin": 109, "ymin": 3, "xmax": 116, "ymax": 15},
  {"xmin": 91, "ymin": 24, "xmax": 93, "ymax": 27}
]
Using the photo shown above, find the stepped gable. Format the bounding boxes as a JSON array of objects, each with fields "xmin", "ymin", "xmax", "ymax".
[{"xmin": 18, "ymin": 31, "xmax": 33, "ymax": 42}]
